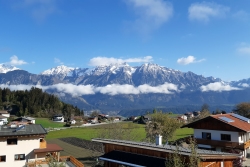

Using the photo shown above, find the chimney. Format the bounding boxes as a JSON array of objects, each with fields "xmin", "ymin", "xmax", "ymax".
[{"xmin": 155, "ymin": 135, "xmax": 162, "ymax": 146}]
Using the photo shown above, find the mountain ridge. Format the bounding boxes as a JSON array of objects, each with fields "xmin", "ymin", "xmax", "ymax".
[{"xmin": 1, "ymin": 63, "xmax": 250, "ymax": 115}]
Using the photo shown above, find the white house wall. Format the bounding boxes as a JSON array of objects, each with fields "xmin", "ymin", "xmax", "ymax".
[
  {"xmin": 239, "ymin": 132, "xmax": 250, "ymax": 143},
  {"xmin": 194, "ymin": 129, "xmax": 240, "ymax": 143},
  {"xmin": 1, "ymin": 114, "xmax": 10, "ymax": 118},
  {"xmin": 0, "ymin": 136, "xmax": 40, "ymax": 167},
  {"xmin": 0, "ymin": 118, "xmax": 8, "ymax": 123}
]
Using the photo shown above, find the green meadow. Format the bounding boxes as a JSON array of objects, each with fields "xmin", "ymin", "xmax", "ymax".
[
  {"xmin": 45, "ymin": 121, "xmax": 193, "ymax": 142},
  {"xmin": 36, "ymin": 118, "xmax": 65, "ymax": 128}
]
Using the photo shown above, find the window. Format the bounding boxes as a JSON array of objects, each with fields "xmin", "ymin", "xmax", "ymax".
[
  {"xmin": 202, "ymin": 132, "xmax": 211, "ymax": 140},
  {"xmin": 221, "ymin": 134, "xmax": 231, "ymax": 141},
  {"xmin": 0, "ymin": 155, "xmax": 6, "ymax": 162},
  {"xmin": 14, "ymin": 154, "xmax": 25, "ymax": 161},
  {"xmin": 7, "ymin": 138, "xmax": 17, "ymax": 145}
]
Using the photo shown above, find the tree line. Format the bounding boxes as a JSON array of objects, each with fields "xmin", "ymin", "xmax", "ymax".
[{"xmin": 0, "ymin": 87, "xmax": 83, "ymax": 118}]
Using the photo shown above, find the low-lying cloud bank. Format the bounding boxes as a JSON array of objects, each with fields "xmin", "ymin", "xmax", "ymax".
[
  {"xmin": 200, "ymin": 82, "xmax": 241, "ymax": 92},
  {"xmin": 0, "ymin": 82, "xmax": 244, "ymax": 96},
  {"xmin": 0, "ymin": 82, "xmax": 178, "ymax": 96}
]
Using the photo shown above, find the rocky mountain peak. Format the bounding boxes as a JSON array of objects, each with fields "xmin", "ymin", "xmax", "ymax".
[
  {"xmin": 0, "ymin": 64, "xmax": 20, "ymax": 73},
  {"xmin": 40, "ymin": 65, "xmax": 77, "ymax": 76}
]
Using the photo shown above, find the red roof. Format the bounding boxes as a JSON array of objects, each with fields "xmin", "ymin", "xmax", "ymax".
[
  {"xmin": 34, "ymin": 144, "xmax": 63, "ymax": 153},
  {"xmin": 211, "ymin": 113, "xmax": 250, "ymax": 132}
]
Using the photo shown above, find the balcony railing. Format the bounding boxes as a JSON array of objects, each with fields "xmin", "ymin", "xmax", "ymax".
[
  {"xmin": 27, "ymin": 155, "xmax": 84, "ymax": 167},
  {"xmin": 60, "ymin": 156, "xmax": 84, "ymax": 167},
  {"xmin": 196, "ymin": 138, "xmax": 244, "ymax": 149}
]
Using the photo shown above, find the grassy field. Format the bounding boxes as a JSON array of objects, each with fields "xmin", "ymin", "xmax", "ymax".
[
  {"xmin": 46, "ymin": 122, "xmax": 146, "ymax": 141},
  {"xmin": 46, "ymin": 122, "xmax": 193, "ymax": 141},
  {"xmin": 36, "ymin": 118, "xmax": 65, "ymax": 128}
]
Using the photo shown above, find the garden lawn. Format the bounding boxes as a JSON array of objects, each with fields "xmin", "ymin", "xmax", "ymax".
[
  {"xmin": 36, "ymin": 118, "xmax": 65, "ymax": 128},
  {"xmin": 46, "ymin": 122, "xmax": 193, "ymax": 141}
]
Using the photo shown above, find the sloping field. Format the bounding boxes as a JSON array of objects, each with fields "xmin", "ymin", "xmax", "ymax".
[
  {"xmin": 47, "ymin": 138, "xmax": 103, "ymax": 167},
  {"xmin": 60, "ymin": 137, "xmax": 104, "ymax": 153}
]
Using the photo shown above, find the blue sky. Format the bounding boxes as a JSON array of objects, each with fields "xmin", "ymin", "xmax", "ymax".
[{"xmin": 0, "ymin": 0, "xmax": 250, "ymax": 81}]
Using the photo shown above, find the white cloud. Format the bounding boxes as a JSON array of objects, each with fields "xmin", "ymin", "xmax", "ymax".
[
  {"xmin": 0, "ymin": 84, "xmax": 34, "ymax": 91},
  {"xmin": 233, "ymin": 10, "xmax": 250, "ymax": 21},
  {"xmin": 54, "ymin": 58, "xmax": 63, "ymax": 65},
  {"xmin": 238, "ymin": 83, "xmax": 249, "ymax": 88},
  {"xmin": 96, "ymin": 82, "xmax": 178, "ymax": 95},
  {"xmin": 177, "ymin": 55, "xmax": 205, "ymax": 65},
  {"xmin": 138, "ymin": 82, "xmax": 178, "ymax": 94},
  {"xmin": 89, "ymin": 56, "xmax": 153, "ymax": 66},
  {"xmin": 11, "ymin": 0, "xmax": 58, "ymax": 22},
  {"xmin": 188, "ymin": 2, "xmax": 230, "ymax": 22},
  {"xmin": 7, "ymin": 55, "xmax": 27, "ymax": 66},
  {"xmin": 238, "ymin": 45, "xmax": 250, "ymax": 55},
  {"xmin": 0, "ymin": 82, "xmax": 179, "ymax": 96},
  {"xmin": 200, "ymin": 82, "xmax": 241, "ymax": 92},
  {"xmin": 95, "ymin": 84, "xmax": 140, "ymax": 95},
  {"xmin": 126, "ymin": 0, "xmax": 173, "ymax": 34},
  {"xmin": 48, "ymin": 83, "xmax": 95, "ymax": 96}
]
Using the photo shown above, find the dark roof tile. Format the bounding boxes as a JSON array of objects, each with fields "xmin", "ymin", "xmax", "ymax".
[{"xmin": 0, "ymin": 124, "xmax": 47, "ymax": 137}]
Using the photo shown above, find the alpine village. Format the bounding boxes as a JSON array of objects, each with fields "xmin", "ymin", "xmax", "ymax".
[
  {"xmin": 1, "ymin": 1, "xmax": 250, "ymax": 167},
  {"xmin": 1, "ymin": 73, "xmax": 250, "ymax": 167}
]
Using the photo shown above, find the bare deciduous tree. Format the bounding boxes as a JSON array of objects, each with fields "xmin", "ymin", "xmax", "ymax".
[
  {"xmin": 145, "ymin": 112, "xmax": 182, "ymax": 143},
  {"xmin": 234, "ymin": 102, "xmax": 250, "ymax": 118},
  {"xmin": 98, "ymin": 122, "xmax": 139, "ymax": 141},
  {"xmin": 165, "ymin": 137, "xmax": 200, "ymax": 167}
]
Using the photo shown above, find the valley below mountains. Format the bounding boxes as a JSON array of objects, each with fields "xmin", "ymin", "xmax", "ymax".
[{"xmin": 0, "ymin": 63, "xmax": 250, "ymax": 116}]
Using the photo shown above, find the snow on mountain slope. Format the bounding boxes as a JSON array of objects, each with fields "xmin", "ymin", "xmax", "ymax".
[
  {"xmin": 41, "ymin": 65, "xmax": 76, "ymax": 76},
  {"xmin": 87, "ymin": 63, "xmax": 135, "ymax": 76},
  {"xmin": 0, "ymin": 64, "xmax": 20, "ymax": 73}
]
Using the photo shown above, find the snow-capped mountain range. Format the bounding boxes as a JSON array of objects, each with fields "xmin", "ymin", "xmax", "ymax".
[
  {"xmin": 1, "ymin": 62, "xmax": 249, "ymax": 90},
  {"xmin": 40, "ymin": 63, "xmax": 135, "ymax": 76},
  {"xmin": 0, "ymin": 63, "xmax": 250, "ymax": 115}
]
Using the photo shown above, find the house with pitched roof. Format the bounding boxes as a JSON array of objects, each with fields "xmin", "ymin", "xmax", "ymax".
[
  {"xmin": 0, "ymin": 110, "xmax": 10, "ymax": 118},
  {"xmin": 11, "ymin": 116, "xmax": 36, "ymax": 125},
  {"xmin": 0, "ymin": 115, "xmax": 8, "ymax": 125},
  {"xmin": 0, "ymin": 111, "xmax": 9, "ymax": 125},
  {"xmin": 52, "ymin": 114, "xmax": 65, "ymax": 122},
  {"xmin": 92, "ymin": 137, "xmax": 240, "ymax": 167},
  {"xmin": 182, "ymin": 113, "xmax": 250, "ymax": 158},
  {"xmin": 0, "ymin": 124, "xmax": 83, "ymax": 167}
]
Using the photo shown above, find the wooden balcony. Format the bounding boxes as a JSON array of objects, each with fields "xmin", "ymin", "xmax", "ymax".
[
  {"xmin": 60, "ymin": 156, "xmax": 84, "ymax": 167},
  {"xmin": 27, "ymin": 155, "xmax": 84, "ymax": 167},
  {"xmin": 40, "ymin": 139, "xmax": 47, "ymax": 149},
  {"xmin": 196, "ymin": 138, "xmax": 244, "ymax": 150}
]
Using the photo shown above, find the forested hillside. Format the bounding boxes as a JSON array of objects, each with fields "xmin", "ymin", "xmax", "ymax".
[{"xmin": 0, "ymin": 87, "xmax": 83, "ymax": 118}]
